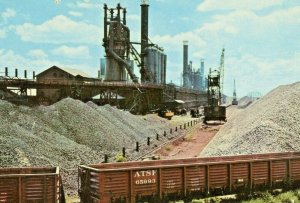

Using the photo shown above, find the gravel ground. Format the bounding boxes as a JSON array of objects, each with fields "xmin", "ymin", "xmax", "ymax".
[
  {"xmin": 200, "ymin": 82, "xmax": 300, "ymax": 157},
  {"xmin": 0, "ymin": 98, "xmax": 173, "ymax": 195}
]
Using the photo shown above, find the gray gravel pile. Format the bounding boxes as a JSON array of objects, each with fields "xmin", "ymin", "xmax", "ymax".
[
  {"xmin": 200, "ymin": 82, "xmax": 300, "ymax": 156},
  {"xmin": 237, "ymin": 96, "xmax": 256, "ymax": 108},
  {"xmin": 0, "ymin": 98, "xmax": 171, "ymax": 193}
]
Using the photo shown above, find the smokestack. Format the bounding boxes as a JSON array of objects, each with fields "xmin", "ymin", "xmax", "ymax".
[
  {"xmin": 183, "ymin": 41, "xmax": 188, "ymax": 72},
  {"xmin": 183, "ymin": 41, "xmax": 189, "ymax": 87},
  {"xmin": 141, "ymin": 0, "xmax": 149, "ymax": 53},
  {"xmin": 141, "ymin": 0, "xmax": 149, "ymax": 82},
  {"xmin": 200, "ymin": 59, "xmax": 205, "ymax": 90},
  {"xmin": 201, "ymin": 59, "xmax": 204, "ymax": 73},
  {"xmin": 5, "ymin": 67, "xmax": 8, "ymax": 77}
]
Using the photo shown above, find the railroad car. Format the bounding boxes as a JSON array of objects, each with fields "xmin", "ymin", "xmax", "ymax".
[
  {"xmin": 79, "ymin": 152, "xmax": 300, "ymax": 203},
  {"xmin": 0, "ymin": 167, "xmax": 65, "ymax": 203}
]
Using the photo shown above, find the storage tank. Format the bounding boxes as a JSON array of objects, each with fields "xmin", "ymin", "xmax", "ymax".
[
  {"xmin": 161, "ymin": 53, "xmax": 165, "ymax": 84},
  {"xmin": 163, "ymin": 54, "xmax": 167, "ymax": 84},
  {"xmin": 193, "ymin": 69, "xmax": 201, "ymax": 90},
  {"xmin": 157, "ymin": 50, "xmax": 161, "ymax": 83},
  {"xmin": 146, "ymin": 47, "xmax": 167, "ymax": 84}
]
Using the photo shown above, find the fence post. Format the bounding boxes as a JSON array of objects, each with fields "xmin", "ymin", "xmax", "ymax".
[
  {"xmin": 122, "ymin": 147, "xmax": 126, "ymax": 157},
  {"xmin": 136, "ymin": 142, "xmax": 139, "ymax": 152},
  {"xmin": 156, "ymin": 133, "xmax": 159, "ymax": 141},
  {"xmin": 104, "ymin": 154, "xmax": 108, "ymax": 163},
  {"xmin": 147, "ymin": 137, "xmax": 150, "ymax": 146}
]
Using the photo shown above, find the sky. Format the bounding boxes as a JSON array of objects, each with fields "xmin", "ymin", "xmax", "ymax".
[{"xmin": 0, "ymin": 0, "xmax": 300, "ymax": 97}]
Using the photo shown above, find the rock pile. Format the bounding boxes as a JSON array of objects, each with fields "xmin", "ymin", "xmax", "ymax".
[
  {"xmin": 0, "ymin": 98, "xmax": 172, "ymax": 193},
  {"xmin": 200, "ymin": 82, "xmax": 300, "ymax": 156}
]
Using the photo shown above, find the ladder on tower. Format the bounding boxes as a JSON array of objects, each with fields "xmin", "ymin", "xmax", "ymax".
[{"xmin": 129, "ymin": 43, "xmax": 142, "ymax": 68}]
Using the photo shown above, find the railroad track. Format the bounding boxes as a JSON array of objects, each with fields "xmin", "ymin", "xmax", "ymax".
[{"xmin": 135, "ymin": 118, "xmax": 201, "ymax": 161}]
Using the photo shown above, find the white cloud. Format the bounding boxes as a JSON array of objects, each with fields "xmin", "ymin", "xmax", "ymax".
[
  {"xmin": 67, "ymin": 0, "xmax": 99, "ymax": 9},
  {"xmin": 127, "ymin": 14, "xmax": 140, "ymax": 21},
  {"xmin": 0, "ymin": 49, "xmax": 94, "ymax": 76},
  {"xmin": 224, "ymin": 52, "xmax": 300, "ymax": 96},
  {"xmin": 197, "ymin": 0, "xmax": 284, "ymax": 11},
  {"xmin": 150, "ymin": 6, "xmax": 300, "ymax": 96},
  {"xmin": 51, "ymin": 45, "xmax": 90, "ymax": 58},
  {"xmin": 15, "ymin": 15, "xmax": 100, "ymax": 44},
  {"xmin": 0, "ymin": 29, "xmax": 5, "ymax": 38},
  {"xmin": 151, "ymin": 32, "xmax": 206, "ymax": 53},
  {"xmin": 1, "ymin": 8, "xmax": 16, "ymax": 23},
  {"xmin": 68, "ymin": 11, "xmax": 83, "ymax": 17},
  {"xmin": 28, "ymin": 49, "xmax": 48, "ymax": 59}
]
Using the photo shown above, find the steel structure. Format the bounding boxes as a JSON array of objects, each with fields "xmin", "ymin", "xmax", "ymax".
[
  {"xmin": 219, "ymin": 48, "xmax": 225, "ymax": 98},
  {"xmin": 0, "ymin": 77, "xmax": 206, "ymax": 113},
  {"xmin": 103, "ymin": 4, "xmax": 138, "ymax": 83},
  {"xmin": 0, "ymin": 2, "xmax": 207, "ymax": 113}
]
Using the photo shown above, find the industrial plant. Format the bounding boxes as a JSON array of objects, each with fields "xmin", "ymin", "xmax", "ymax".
[
  {"xmin": 182, "ymin": 41, "xmax": 206, "ymax": 91},
  {"xmin": 2, "ymin": 1, "xmax": 298, "ymax": 203},
  {"xmin": 0, "ymin": 1, "xmax": 207, "ymax": 114}
]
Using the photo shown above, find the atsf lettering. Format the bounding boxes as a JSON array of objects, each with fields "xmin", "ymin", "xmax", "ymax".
[{"xmin": 134, "ymin": 170, "xmax": 157, "ymax": 185}]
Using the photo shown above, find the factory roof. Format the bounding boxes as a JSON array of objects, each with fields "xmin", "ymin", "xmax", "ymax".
[{"xmin": 36, "ymin": 65, "xmax": 91, "ymax": 78}]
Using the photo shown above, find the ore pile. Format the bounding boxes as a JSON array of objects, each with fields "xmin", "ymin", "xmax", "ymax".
[
  {"xmin": 0, "ymin": 98, "xmax": 171, "ymax": 193},
  {"xmin": 200, "ymin": 82, "xmax": 300, "ymax": 156},
  {"xmin": 238, "ymin": 96, "xmax": 256, "ymax": 108}
]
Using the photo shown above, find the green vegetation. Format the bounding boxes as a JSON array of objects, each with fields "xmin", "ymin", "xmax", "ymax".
[
  {"xmin": 173, "ymin": 189, "xmax": 300, "ymax": 203},
  {"xmin": 115, "ymin": 153, "xmax": 127, "ymax": 162},
  {"xmin": 240, "ymin": 190, "xmax": 300, "ymax": 203}
]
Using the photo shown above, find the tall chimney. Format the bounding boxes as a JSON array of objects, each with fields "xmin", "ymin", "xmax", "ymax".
[
  {"xmin": 141, "ymin": 0, "xmax": 149, "ymax": 83},
  {"xmin": 183, "ymin": 41, "xmax": 189, "ymax": 87},
  {"xmin": 141, "ymin": 0, "xmax": 149, "ymax": 54},
  {"xmin": 200, "ymin": 59, "xmax": 204, "ymax": 90}
]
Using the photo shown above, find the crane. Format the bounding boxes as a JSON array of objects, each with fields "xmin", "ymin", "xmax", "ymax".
[
  {"xmin": 232, "ymin": 79, "xmax": 238, "ymax": 105},
  {"xmin": 203, "ymin": 48, "xmax": 227, "ymax": 124}
]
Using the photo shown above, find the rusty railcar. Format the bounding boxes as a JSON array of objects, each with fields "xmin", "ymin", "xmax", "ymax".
[
  {"xmin": 0, "ymin": 167, "xmax": 65, "ymax": 203},
  {"xmin": 78, "ymin": 152, "xmax": 300, "ymax": 203}
]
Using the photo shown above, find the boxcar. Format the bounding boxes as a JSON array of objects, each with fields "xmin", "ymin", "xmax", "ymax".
[
  {"xmin": 79, "ymin": 152, "xmax": 300, "ymax": 203},
  {"xmin": 0, "ymin": 166, "xmax": 65, "ymax": 203}
]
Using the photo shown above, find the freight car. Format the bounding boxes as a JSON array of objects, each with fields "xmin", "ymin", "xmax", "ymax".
[
  {"xmin": 0, "ymin": 166, "xmax": 65, "ymax": 203},
  {"xmin": 78, "ymin": 152, "xmax": 300, "ymax": 203}
]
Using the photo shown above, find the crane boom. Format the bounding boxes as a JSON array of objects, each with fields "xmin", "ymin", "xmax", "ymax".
[{"xmin": 219, "ymin": 48, "xmax": 225, "ymax": 102}]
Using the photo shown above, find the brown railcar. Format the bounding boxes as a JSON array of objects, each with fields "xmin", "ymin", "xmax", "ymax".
[
  {"xmin": 79, "ymin": 152, "xmax": 300, "ymax": 203},
  {"xmin": 0, "ymin": 167, "xmax": 65, "ymax": 203}
]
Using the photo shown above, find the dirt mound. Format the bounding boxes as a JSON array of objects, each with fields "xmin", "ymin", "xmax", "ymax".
[{"xmin": 200, "ymin": 82, "xmax": 300, "ymax": 156}]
